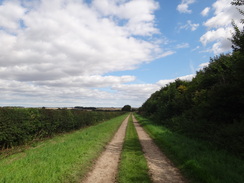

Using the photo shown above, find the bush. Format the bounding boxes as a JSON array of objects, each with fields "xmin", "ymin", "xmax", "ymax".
[{"xmin": 0, "ymin": 108, "xmax": 123, "ymax": 149}]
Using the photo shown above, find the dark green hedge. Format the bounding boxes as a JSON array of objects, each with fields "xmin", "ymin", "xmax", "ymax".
[{"xmin": 0, "ymin": 108, "xmax": 124, "ymax": 149}]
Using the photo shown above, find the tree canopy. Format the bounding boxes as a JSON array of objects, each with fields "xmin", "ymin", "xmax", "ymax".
[{"xmin": 122, "ymin": 105, "xmax": 131, "ymax": 111}]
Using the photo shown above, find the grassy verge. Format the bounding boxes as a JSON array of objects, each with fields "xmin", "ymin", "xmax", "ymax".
[
  {"xmin": 0, "ymin": 114, "xmax": 128, "ymax": 183},
  {"xmin": 135, "ymin": 114, "xmax": 244, "ymax": 183},
  {"xmin": 117, "ymin": 114, "xmax": 151, "ymax": 183}
]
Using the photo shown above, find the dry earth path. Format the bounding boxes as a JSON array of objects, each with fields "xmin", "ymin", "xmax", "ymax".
[
  {"xmin": 81, "ymin": 115, "xmax": 129, "ymax": 183},
  {"xmin": 132, "ymin": 115, "xmax": 187, "ymax": 183}
]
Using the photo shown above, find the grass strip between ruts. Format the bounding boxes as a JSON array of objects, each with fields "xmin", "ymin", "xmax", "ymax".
[
  {"xmin": 0, "ymin": 114, "xmax": 128, "ymax": 183},
  {"xmin": 135, "ymin": 114, "xmax": 244, "ymax": 183},
  {"xmin": 117, "ymin": 114, "xmax": 152, "ymax": 183}
]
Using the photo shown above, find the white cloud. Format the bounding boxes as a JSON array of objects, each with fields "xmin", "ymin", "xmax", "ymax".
[
  {"xmin": 0, "ymin": 0, "xmax": 170, "ymax": 107},
  {"xmin": 200, "ymin": 25, "xmax": 234, "ymax": 55},
  {"xmin": 0, "ymin": 78, "xmax": 119, "ymax": 107},
  {"xmin": 0, "ymin": 0, "xmax": 164, "ymax": 80},
  {"xmin": 178, "ymin": 74, "xmax": 195, "ymax": 81},
  {"xmin": 179, "ymin": 20, "xmax": 199, "ymax": 31},
  {"xmin": 191, "ymin": 46, "xmax": 200, "ymax": 52},
  {"xmin": 156, "ymin": 79, "xmax": 175, "ymax": 87},
  {"xmin": 198, "ymin": 62, "xmax": 210, "ymax": 70},
  {"xmin": 158, "ymin": 51, "xmax": 175, "ymax": 58},
  {"xmin": 111, "ymin": 74, "xmax": 195, "ymax": 106},
  {"xmin": 177, "ymin": 0, "xmax": 196, "ymax": 14},
  {"xmin": 201, "ymin": 7, "xmax": 211, "ymax": 16},
  {"xmin": 200, "ymin": 27, "xmax": 232, "ymax": 46},
  {"xmin": 92, "ymin": 0, "xmax": 159, "ymax": 36},
  {"xmin": 176, "ymin": 43, "xmax": 190, "ymax": 49},
  {"xmin": 0, "ymin": 1, "xmax": 26, "ymax": 32},
  {"xmin": 0, "ymin": 72, "xmax": 196, "ymax": 107},
  {"xmin": 157, "ymin": 74, "xmax": 195, "ymax": 87},
  {"xmin": 200, "ymin": 0, "xmax": 243, "ymax": 54},
  {"xmin": 35, "ymin": 75, "xmax": 136, "ymax": 88},
  {"xmin": 2, "ymin": 0, "xmax": 165, "ymax": 74},
  {"xmin": 113, "ymin": 83, "xmax": 160, "ymax": 99}
]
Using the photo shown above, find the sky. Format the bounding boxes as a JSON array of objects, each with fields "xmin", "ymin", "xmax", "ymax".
[{"xmin": 0, "ymin": 0, "xmax": 243, "ymax": 108}]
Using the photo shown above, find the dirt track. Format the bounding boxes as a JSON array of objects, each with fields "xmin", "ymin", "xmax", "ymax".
[
  {"xmin": 81, "ymin": 115, "xmax": 129, "ymax": 183},
  {"xmin": 82, "ymin": 114, "xmax": 186, "ymax": 183},
  {"xmin": 132, "ymin": 115, "xmax": 186, "ymax": 183}
]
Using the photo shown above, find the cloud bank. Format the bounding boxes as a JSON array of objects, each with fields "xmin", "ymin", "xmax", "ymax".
[{"xmin": 0, "ymin": 0, "xmax": 168, "ymax": 107}]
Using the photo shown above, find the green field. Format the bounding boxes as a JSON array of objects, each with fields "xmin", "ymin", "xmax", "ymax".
[
  {"xmin": 0, "ymin": 114, "xmax": 127, "ymax": 183},
  {"xmin": 135, "ymin": 114, "xmax": 244, "ymax": 183}
]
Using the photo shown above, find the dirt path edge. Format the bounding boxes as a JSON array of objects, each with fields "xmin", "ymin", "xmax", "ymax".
[
  {"xmin": 81, "ymin": 115, "xmax": 130, "ymax": 183},
  {"xmin": 132, "ymin": 115, "xmax": 187, "ymax": 183}
]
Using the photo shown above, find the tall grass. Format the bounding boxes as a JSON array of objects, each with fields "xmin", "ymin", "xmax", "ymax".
[
  {"xmin": 117, "ymin": 115, "xmax": 151, "ymax": 183},
  {"xmin": 135, "ymin": 114, "xmax": 244, "ymax": 183},
  {"xmin": 0, "ymin": 114, "xmax": 127, "ymax": 183}
]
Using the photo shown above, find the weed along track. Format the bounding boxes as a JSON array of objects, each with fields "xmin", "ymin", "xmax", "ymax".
[
  {"xmin": 82, "ymin": 115, "xmax": 130, "ymax": 183},
  {"xmin": 132, "ymin": 115, "xmax": 186, "ymax": 183}
]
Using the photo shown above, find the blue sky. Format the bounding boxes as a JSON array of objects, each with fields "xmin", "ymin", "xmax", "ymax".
[
  {"xmin": 111, "ymin": 0, "xmax": 229, "ymax": 83},
  {"xmin": 0, "ymin": 0, "xmax": 243, "ymax": 107}
]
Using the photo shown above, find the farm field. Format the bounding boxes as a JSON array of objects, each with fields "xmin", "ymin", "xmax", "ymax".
[{"xmin": 0, "ymin": 114, "xmax": 127, "ymax": 183}]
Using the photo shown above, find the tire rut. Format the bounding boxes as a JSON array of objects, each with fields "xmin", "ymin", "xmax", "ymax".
[
  {"xmin": 81, "ymin": 115, "xmax": 129, "ymax": 183},
  {"xmin": 132, "ymin": 115, "xmax": 187, "ymax": 183}
]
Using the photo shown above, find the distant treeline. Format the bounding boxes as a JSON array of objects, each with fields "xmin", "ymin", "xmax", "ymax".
[
  {"xmin": 0, "ymin": 108, "xmax": 124, "ymax": 149},
  {"xmin": 74, "ymin": 106, "xmax": 97, "ymax": 110},
  {"xmin": 139, "ymin": 12, "xmax": 244, "ymax": 157}
]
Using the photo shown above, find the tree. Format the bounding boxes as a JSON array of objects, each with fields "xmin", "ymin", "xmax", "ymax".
[
  {"xmin": 231, "ymin": 0, "xmax": 244, "ymax": 6},
  {"xmin": 229, "ymin": 0, "xmax": 244, "ymax": 52},
  {"xmin": 121, "ymin": 105, "xmax": 131, "ymax": 111},
  {"xmin": 230, "ymin": 21, "xmax": 244, "ymax": 52}
]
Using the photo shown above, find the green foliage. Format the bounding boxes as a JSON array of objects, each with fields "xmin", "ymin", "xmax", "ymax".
[
  {"xmin": 230, "ymin": 21, "xmax": 244, "ymax": 52},
  {"xmin": 0, "ymin": 108, "xmax": 124, "ymax": 149},
  {"xmin": 140, "ymin": 79, "xmax": 191, "ymax": 122},
  {"xmin": 121, "ymin": 105, "xmax": 132, "ymax": 111},
  {"xmin": 231, "ymin": 0, "xmax": 244, "ymax": 6}
]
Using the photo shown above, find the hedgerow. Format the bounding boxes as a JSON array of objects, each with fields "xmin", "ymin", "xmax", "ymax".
[{"xmin": 0, "ymin": 108, "xmax": 123, "ymax": 149}]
